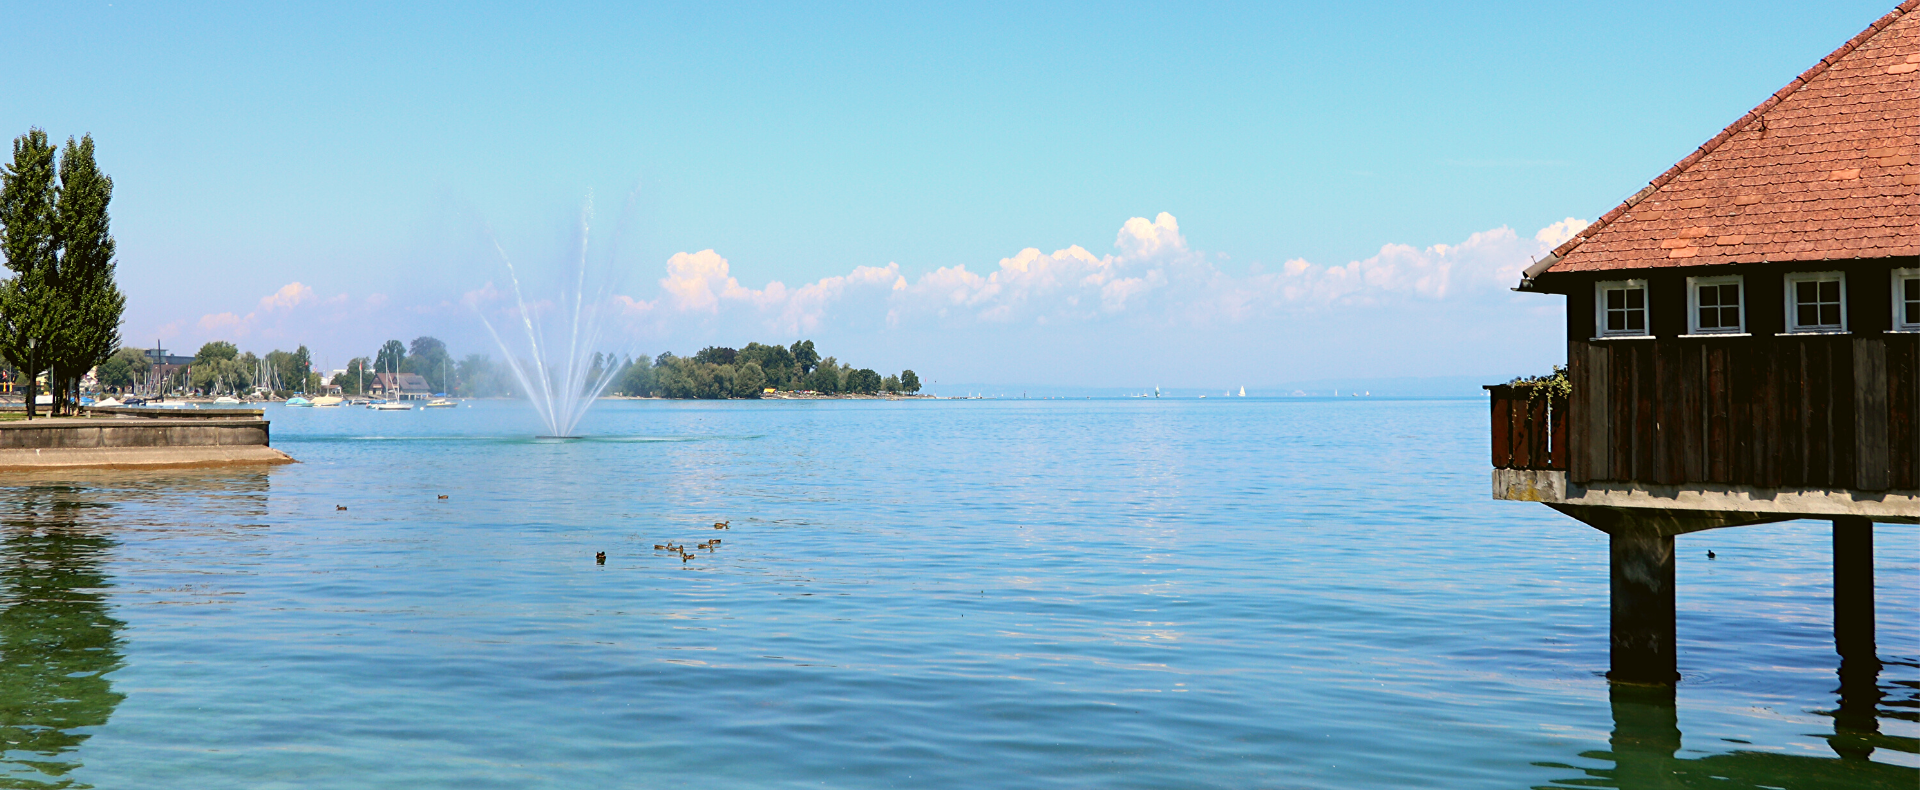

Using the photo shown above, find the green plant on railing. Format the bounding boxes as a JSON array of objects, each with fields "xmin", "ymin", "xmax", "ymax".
[{"xmin": 1508, "ymin": 365, "xmax": 1570, "ymax": 402}]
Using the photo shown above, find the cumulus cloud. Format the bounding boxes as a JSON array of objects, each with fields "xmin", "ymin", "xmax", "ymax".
[
  {"xmin": 646, "ymin": 249, "xmax": 904, "ymax": 333},
  {"xmin": 256, "ymin": 282, "xmax": 315, "ymax": 311},
  {"xmin": 178, "ymin": 281, "xmax": 377, "ymax": 348},
  {"xmin": 613, "ymin": 212, "xmax": 1586, "ymax": 333}
]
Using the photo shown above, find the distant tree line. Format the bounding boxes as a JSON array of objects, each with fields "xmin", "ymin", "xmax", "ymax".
[
  {"xmin": 0, "ymin": 129, "xmax": 125, "ymax": 417},
  {"xmin": 94, "ymin": 341, "xmax": 328, "ymax": 396},
  {"xmin": 613, "ymin": 340, "xmax": 921, "ymax": 399},
  {"xmin": 331, "ymin": 336, "xmax": 518, "ymax": 398}
]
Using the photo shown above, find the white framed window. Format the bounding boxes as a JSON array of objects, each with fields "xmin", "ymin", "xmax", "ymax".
[
  {"xmin": 1783, "ymin": 271, "xmax": 1847, "ymax": 334},
  {"xmin": 1594, "ymin": 279, "xmax": 1649, "ymax": 337},
  {"xmin": 1895, "ymin": 268, "xmax": 1920, "ymax": 332},
  {"xmin": 1686, "ymin": 275, "xmax": 1745, "ymax": 335}
]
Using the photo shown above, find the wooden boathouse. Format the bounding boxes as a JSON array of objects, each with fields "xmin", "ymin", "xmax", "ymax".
[{"xmin": 1492, "ymin": 1, "xmax": 1918, "ymax": 684}]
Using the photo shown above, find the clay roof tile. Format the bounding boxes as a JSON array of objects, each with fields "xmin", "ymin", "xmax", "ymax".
[{"xmin": 1541, "ymin": 0, "xmax": 1920, "ymax": 276}]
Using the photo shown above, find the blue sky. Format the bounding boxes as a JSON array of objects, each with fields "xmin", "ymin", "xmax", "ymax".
[{"xmin": 1, "ymin": 1, "xmax": 1899, "ymax": 389}]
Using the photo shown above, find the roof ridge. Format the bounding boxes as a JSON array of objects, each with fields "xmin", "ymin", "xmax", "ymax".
[{"xmin": 1547, "ymin": 0, "xmax": 1918, "ymax": 261}]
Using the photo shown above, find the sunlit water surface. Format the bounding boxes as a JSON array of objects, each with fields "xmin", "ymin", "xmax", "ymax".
[{"xmin": 0, "ymin": 398, "xmax": 1913, "ymax": 789}]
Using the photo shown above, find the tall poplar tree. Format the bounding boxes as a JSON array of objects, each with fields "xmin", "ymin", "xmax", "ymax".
[
  {"xmin": 0, "ymin": 130, "xmax": 125, "ymax": 418},
  {"xmin": 48, "ymin": 135, "xmax": 123, "ymax": 415},
  {"xmin": 0, "ymin": 130, "xmax": 59, "ymax": 418}
]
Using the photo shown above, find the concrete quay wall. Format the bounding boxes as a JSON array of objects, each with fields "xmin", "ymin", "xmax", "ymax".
[{"xmin": 0, "ymin": 416, "xmax": 293, "ymax": 470}]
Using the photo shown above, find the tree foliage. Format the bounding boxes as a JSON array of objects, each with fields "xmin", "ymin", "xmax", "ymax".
[
  {"xmin": 0, "ymin": 130, "xmax": 59, "ymax": 417},
  {"xmin": 374, "ymin": 339, "xmax": 407, "ymax": 378},
  {"xmin": 614, "ymin": 339, "xmax": 920, "ymax": 399},
  {"xmin": 402, "ymin": 335, "xmax": 452, "ymax": 393},
  {"xmin": 47, "ymin": 136, "xmax": 123, "ymax": 412},
  {"xmin": 95, "ymin": 346, "xmax": 149, "ymax": 390},
  {"xmin": 0, "ymin": 129, "xmax": 126, "ymax": 415}
]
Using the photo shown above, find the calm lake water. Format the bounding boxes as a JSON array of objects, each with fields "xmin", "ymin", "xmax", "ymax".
[{"xmin": 0, "ymin": 398, "xmax": 1913, "ymax": 788}]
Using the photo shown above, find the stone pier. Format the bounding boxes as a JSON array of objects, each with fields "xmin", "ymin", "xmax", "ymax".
[{"xmin": 0, "ymin": 408, "xmax": 293, "ymax": 470}]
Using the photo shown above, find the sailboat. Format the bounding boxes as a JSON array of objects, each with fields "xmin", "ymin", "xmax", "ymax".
[{"xmin": 1239, "ymin": 386, "xmax": 1246, "ymax": 397}]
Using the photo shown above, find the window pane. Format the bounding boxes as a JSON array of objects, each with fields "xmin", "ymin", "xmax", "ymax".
[
  {"xmin": 1905, "ymin": 278, "xmax": 1918, "ymax": 302},
  {"xmin": 1698, "ymin": 306, "xmax": 1716, "ymax": 329},
  {"xmin": 1819, "ymin": 280, "xmax": 1839, "ymax": 302},
  {"xmin": 1797, "ymin": 280, "xmax": 1817, "ymax": 303},
  {"xmin": 1721, "ymin": 305, "xmax": 1740, "ymax": 328},
  {"xmin": 1606, "ymin": 289, "xmax": 1623, "ymax": 309},
  {"xmin": 1799, "ymin": 303, "xmax": 1819, "ymax": 326},
  {"xmin": 1820, "ymin": 303, "xmax": 1840, "ymax": 325},
  {"xmin": 1626, "ymin": 289, "xmax": 1643, "ymax": 309},
  {"xmin": 1699, "ymin": 286, "xmax": 1718, "ymax": 309},
  {"xmin": 1626, "ymin": 311, "xmax": 1644, "ymax": 331},
  {"xmin": 1607, "ymin": 312, "xmax": 1623, "ymax": 331}
]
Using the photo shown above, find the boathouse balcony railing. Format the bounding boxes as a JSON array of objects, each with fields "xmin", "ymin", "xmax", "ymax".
[{"xmin": 1486, "ymin": 384, "xmax": 1567, "ymax": 471}]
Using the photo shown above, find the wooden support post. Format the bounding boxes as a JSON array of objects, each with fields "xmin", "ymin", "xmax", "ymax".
[
  {"xmin": 1831, "ymin": 515, "xmax": 1879, "ymax": 760},
  {"xmin": 1833, "ymin": 515, "xmax": 1876, "ymax": 665},
  {"xmin": 1610, "ymin": 528, "xmax": 1678, "ymax": 684},
  {"xmin": 1833, "ymin": 516, "xmax": 1875, "ymax": 663}
]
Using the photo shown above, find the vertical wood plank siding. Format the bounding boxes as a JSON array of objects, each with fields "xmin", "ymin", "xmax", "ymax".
[
  {"xmin": 1550, "ymin": 336, "xmax": 1916, "ymax": 489},
  {"xmin": 1486, "ymin": 385, "xmax": 1568, "ymax": 471}
]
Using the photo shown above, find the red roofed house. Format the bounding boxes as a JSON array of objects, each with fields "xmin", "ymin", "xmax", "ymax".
[
  {"xmin": 370, "ymin": 372, "xmax": 433, "ymax": 400},
  {"xmin": 1491, "ymin": 2, "xmax": 1918, "ymax": 683}
]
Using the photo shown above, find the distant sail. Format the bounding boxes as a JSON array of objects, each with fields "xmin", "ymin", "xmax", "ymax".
[{"xmin": 1239, "ymin": 386, "xmax": 1246, "ymax": 397}]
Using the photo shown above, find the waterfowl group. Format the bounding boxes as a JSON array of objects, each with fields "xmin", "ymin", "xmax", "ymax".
[
  {"xmin": 644, "ymin": 521, "xmax": 735, "ymax": 563},
  {"xmin": 595, "ymin": 551, "xmax": 606, "ymax": 565}
]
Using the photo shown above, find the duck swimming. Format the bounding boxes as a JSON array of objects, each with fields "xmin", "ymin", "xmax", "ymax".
[{"xmin": 595, "ymin": 552, "xmax": 606, "ymax": 564}]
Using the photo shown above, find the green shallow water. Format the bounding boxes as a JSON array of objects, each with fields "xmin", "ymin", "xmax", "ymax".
[{"xmin": 0, "ymin": 398, "xmax": 1912, "ymax": 788}]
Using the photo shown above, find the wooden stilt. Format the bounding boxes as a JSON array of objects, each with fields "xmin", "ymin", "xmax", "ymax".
[{"xmin": 1610, "ymin": 527, "xmax": 1678, "ymax": 684}]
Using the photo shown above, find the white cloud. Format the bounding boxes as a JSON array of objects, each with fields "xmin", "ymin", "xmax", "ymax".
[
  {"xmin": 183, "ymin": 282, "xmax": 368, "ymax": 347},
  {"xmin": 614, "ymin": 212, "xmax": 1584, "ymax": 333},
  {"xmin": 257, "ymin": 282, "xmax": 315, "ymax": 311},
  {"xmin": 1535, "ymin": 217, "xmax": 1590, "ymax": 247}
]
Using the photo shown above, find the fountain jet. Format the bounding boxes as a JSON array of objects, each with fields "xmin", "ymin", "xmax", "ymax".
[{"xmin": 478, "ymin": 198, "xmax": 624, "ymax": 438}]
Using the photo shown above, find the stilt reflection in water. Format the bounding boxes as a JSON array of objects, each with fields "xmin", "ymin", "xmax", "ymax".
[
  {"xmin": 0, "ymin": 486, "xmax": 126, "ymax": 789},
  {"xmin": 1538, "ymin": 681, "xmax": 1917, "ymax": 789}
]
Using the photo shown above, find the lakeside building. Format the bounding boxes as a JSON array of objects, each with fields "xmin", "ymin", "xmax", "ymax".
[
  {"xmin": 370, "ymin": 372, "xmax": 432, "ymax": 400},
  {"xmin": 1490, "ymin": 1, "xmax": 1917, "ymax": 685},
  {"xmin": 143, "ymin": 345, "xmax": 195, "ymax": 394}
]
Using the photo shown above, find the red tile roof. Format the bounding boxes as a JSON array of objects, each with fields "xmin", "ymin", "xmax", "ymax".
[{"xmin": 1542, "ymin": 0, "xmax": 1919, "ymax": 276}]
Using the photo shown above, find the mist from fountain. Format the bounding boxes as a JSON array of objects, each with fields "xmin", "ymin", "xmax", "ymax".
[{"xmin": 477, "ymin": 200, "xmax": 625, "ymax": 438}]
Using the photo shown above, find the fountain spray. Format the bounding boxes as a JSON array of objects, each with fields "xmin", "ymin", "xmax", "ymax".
[{"xmin": 477, "ymin": 198, "xmax": 625, "ymax": 438}]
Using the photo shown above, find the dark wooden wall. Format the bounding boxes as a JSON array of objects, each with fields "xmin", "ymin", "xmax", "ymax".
[{"xmin": 1565, "ymin": 334, "xmax": 1918, "ymax": 491}]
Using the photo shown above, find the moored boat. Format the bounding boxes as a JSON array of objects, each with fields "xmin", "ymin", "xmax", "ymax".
[{"xmin": 286, "ymin": 396, "xmax": 313, "ymax": 407}]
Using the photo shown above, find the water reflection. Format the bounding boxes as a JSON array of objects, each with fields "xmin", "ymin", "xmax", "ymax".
[
  {"xmin": 1540, "ymin": 677, "xmax": 1918, "ymax": 789},
  {"xmin": 0, "ymin": 486, "xmax": 125, "ymax": 790}
]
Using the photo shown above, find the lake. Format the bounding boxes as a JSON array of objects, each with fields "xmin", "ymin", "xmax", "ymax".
[{"xmin": 1, "ymin": 397, "xmax": 1913, "ymax": 788}]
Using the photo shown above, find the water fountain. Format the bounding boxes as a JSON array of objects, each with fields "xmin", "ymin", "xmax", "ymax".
[{"xmin": 477, "ymin": 200, "xmax": 625, "ymax": 439}]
